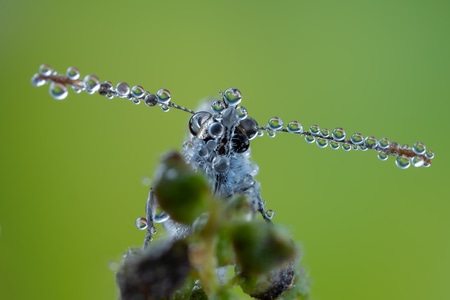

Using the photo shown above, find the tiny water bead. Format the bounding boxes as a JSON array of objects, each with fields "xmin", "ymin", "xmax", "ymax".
[
  {"xmin": 395, "ymin": 155, "xmax": 411, "ymax": 169},
  {"xmin": 265, "ymin": 210, "xmax": 275, "ymax": 220},
  {"xmin": 31, "ymin": 73, "xmax": 46, "ymax": 87},
  {"xmin": 39, "ymin": 64, "xmax": 53, "ymax": 76},
  {"xmin": 364, "ymin": 136, "xmax": 378, "ymax": 149},
  {"xmin": 310, "ymin": 125, "xmax": 320, "ymax": 136},
  {"xmin": 351, "ymin": 133, "xmax": 364, "ymax": 145},
  {"xmin": 145, "ymin": 94, "xmax": 158, "ymax": 107},
  {"xmin": 305, "ymin": 135, "xmax": 315, "ymax": 143},
  {"xmin": 49, "ymin": 82, "xmax": 68, "ymax": 100},
  {"xmin": 378, "ymin": 137, "xmax": 390, "ymax": 149},
  {"xmin": 342, "ymin": 142, "xmax": 351, "ymax": 151},
  {"xmin": 83, "ymin": 74, "xmax": 100, "ymax": 93},
  {"xmin": 320, "ymin": 128, "xmax": 330, "ymax": 138},
  {"xmin": 287, "ymin": 121, "xmax": 302, "ymax": 133},
  {"xmin": 136, "ymin": 217, "xmax": 148, "ymax": 230},
  {"xmin": 330, "ymin": 140, "xmax": 340, "ymax": 150},
  {"xmin": 377, "ymin": 150, "xmax": 389, "ymax": 161},
  {"xmin": 236, "ymin": 106, "xmax": 248, "ymax": 119},
  {"xmin": 332, "ymin": 128, "xmax": 346, "ymax": 141},
  {"xmin": 156, "ymin": 89, "xmax": 171, "ymax": 104},
  {"xmin": 66, "ymin": 66, "xmax": 80, "ymax": 80},
  {"xmin": 316, "ymin": 138, "xmax": 328, "ymax": 148},
  {"xmin": 211, "ymin": 100, "xmax": 226, "ymax": 113},
  {"xmin": 268, "ymin": 117, "xmax": 283, "ymax": 131},
  {"xmin": 411, "ymin": 156, "xmax": 425, "ymax": 167},
  {"xmin": 425, "ymin": 149, "xmax": 434, "ymax": 159},
  {"xmin": 208, "ymin": 122, "xmax": 225, "ymax": 138},
  {"xmin": 212, "ymin": 155, "xmax": 230, "ymax": 173},
  {"xmin": 413, "ymin": 142, "xmax": 426, "ymax": 155},
  {"xmin": 116, "ymin": 82, "xmax": 130, "ymax": 97},
  {"xmin": 266, "ymin": 129, "xmax": 276, "ymax": 138},
  {"xmin": 131, "ymin": 85, "xmax": 145, "ymax": 99},
  {"xmin": 223, "ymin": 88, "xmax": 242, "ymax": 106}
]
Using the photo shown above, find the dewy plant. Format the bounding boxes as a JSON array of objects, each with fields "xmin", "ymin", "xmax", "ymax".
[{"xmin": 31, "ymin": 65, "xmax": 434, "ymax": 300}]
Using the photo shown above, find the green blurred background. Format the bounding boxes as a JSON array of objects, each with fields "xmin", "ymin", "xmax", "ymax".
[{"xmin": 1, "ymin": 0, "xmax": 449, "ymax": 299}]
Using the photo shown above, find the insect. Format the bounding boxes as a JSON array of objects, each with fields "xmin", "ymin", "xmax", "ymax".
[{"xmin": 31, "ymin": 64, "xmax": 435, "ymax": 250}]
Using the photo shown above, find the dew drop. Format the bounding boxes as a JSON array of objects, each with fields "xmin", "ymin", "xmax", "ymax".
[
  {"xmin": 154, "ymin": 212, "xmax": 170, "ymax": 223},
  {"xmin": 287, "ymin": 121, "xmax": 302, "ymax": 133},
  {"xmin": 213, "ymin": 156, "xmax": 230, "ymax": 173},
  {"xmin": 145, "ymin": 94, "xmax": 158, "ymax": 107},
  {"xmin": 66, "ymin": 66, "xmax": 80, "ymax": 80},
  {"xmin": 316, "ymin": 137, "xmax": 328, "ymax": 148},
  {"xmin": 39, "ymin": 64, "xmax": 53, "ymax": 76},
  {"xmin": 395, "ymin": 155, "xmax": 411, "ymax": 169},
  {"xmin": 208, "ymin": 122, "xmax": 225, "ymax": 138},
  {"xmin": 378, "ymin": 150, "xmax": 388, "ymax": 161},
  {"xmin": 310, "ymin": 124, "xmax": 320, "ymax": 136},
  {"xmin": 223, "ymin": 88, "xmax": 242, "ymax": 106},
  {"xmin": 413, "ymin": 142, "xmax": 426, "ymax": 155},
  {"xmin": 330, "ymin": 140, "xmax": 340, "ymax": 150},
  {"xmin": 359, "ymin": 144, "xmax": 368, "ymax": 151},
  {"xmin": 350, "ymin": 133, "xmax": 364, "ymax": 145},
  {"xmin": 425, "ymin": 149, "xmax": 434, "ymax": 159},
  {"xmin": 305, "ymin": 135, "xmax": 315, "ymax": 143},
  {"xmin": 364, "ymin": 136, "xmax": 378, "ymax": 149},
  {"xmin": 378, "ymin": 137, "xmax": 390, "ymax": 149},
  {"xmin": 268, "ymin": 117, "xmax": 283, "ymax": 131},
  {"xmin": 135, "ymin": 217, "xmax": 148, "ymax": 230},
  {"xmin": 257, "ymin": 128, "xmax": 264, "ymax": 137},
  {"xmin": 320, "ymin": 128, "xmax": 330, "ymax": 138},
  {"xmin": 116, "ymin": 82, "xmax": 130, "ymax": 97},
  {"xmin": 49, "ymin": 82, "xmax": 68, "ymax": 100},
  {"xmin": 265, "ymin": 210, "xmax": 275, "ymax": 220},
  {"xmin": 211, "ymin": 100, "xmax": 226, "ymax": 113},
  {"xmin": 267, "ymin": 129, "xmax": 276, "ymax": 138},
  {"xmin": 83, "ymin": 74, "xmax": 100, "ymax": 93},
  {"xmin": 342, "ymin": 142, "xmax": 351, "ymax": 151},
  {"xmin": 131, "ymin": 85, "xmax": 145, "ymax": 99},
  {"xmin": 411, "ymin": 156, "xmax": 424, "ymax": 167},
  {"xmin": 236, "ymin": 106, "xmax": 248, "ymax": 120},
  {"xmin": 352, "ymin": 144, "xmax": 358, "ymax": 150},
  {"xmin": 132, "ymin": 98, "xmax": 140, "ymax": 105},
  {"xmin": 31, "ymin": 73, "xmax": 46, "ymax": 87},
  {"xmin": 156, "ymin": 89, "xmax": 171, "ymax": 104},
  {"xmin": 332, "ymin": 128, "xmax": 346, "ymax": 141},
  {"xmin": 206, "ymin": 139, "xmax": 217, "ymax": 151},
  {"xmin": 401, "ymin": 144, "xmax": 410, "ymax": 151},
  {"xmin": 161, "ymin": 104, "xmax": 170, "ymax": 112},
  {"xmin": 72, "ymin": 85, "xmax": 83, "ymax": 94}
]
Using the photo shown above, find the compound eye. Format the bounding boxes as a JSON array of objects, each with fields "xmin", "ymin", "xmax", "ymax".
[
  {"xmin": 231, "ymin": 133, "xmax": 250, "ymax": 153},
  {"xmin": 189, "ymin": 111, "xmax": 212, "ymax": 136},
  {"xmin": 238, "ymin": 117, "xmax": 258, "ymax": 140}
]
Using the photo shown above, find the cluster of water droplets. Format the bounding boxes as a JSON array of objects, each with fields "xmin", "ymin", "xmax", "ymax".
[
  {"xmin": 262, "ymin": 117, "xmax": 434, "ymax": 169},
  {"xmin": 31, "ymin": 64, "xmax": 178, "ymax": 112}
]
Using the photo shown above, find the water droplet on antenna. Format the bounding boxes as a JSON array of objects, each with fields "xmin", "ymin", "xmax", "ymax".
[
  {"xmin": 268, "ymin": 117, "xmax": 283, "ymax": 131},
  {"xmin": 364, "ymin": 136, "xmax": 378, "ymax": 149},
  {"xmin": 135, "ymin": 217, "xmax": 148, "ymax": 230},
  {"xmin": 49, "ymin": 82, "xmax": 68, "ymax": 100},
  {"xmin": 287, "ymin": 121, "xmax": 302, "ymax": 133},
  {"xmin": 156, "ymin": 89, "xmax": 171, "ymax": 104},
  {"xmin": 310, "ymin": 125, "xmax": 320, "ymax": 136},
  {"xmin": 332, "ymin": 128, "xmax": 346, "ymax": 141},
  {"xmin": 116, "ymin": 82, "xmax": 130, "ymax": 97},
  {"xmin": 131, "ymin": 85, "xmax": 145, "ymax": 99},
  {"xmin": 39, "ymin": 64, "xmax": 53, "ymax": 76},
  {"xmin": 211, "ymin": 100, "xmax": 226, "ymax": 113},
  {"xmin": 83, "ymin": 74, "xmax": 100, "ymax": 93},
  {"xmin": 316, "ymin": 138, "xmax": 328, "ymax": 148},
  {"xmin": 378, "ymin": 137, "xmax": 390, "ymax": 149},
  {"xmin": 395, "ymin": 155, "xmax": 411, "ymax": 169},
  {"xmin": 377, "ymin": 150, "xmax": 388, "ymax": 161},
  {"xmin": 351, "ymin": 133, "xmax": 364, "ymax": 145},
  {"xmin": 31, "ymin": 74, "xmax": 46, "ymax": 87},
  {"xmin": 320, "ymin": 128, "xmax": 330, "ymax": 138},
  {"xmin": 413, "ymin": 142, "xmax": 426, "ymax": 155},
  {"xmin": 66, "ymin": 67, "xmax": 80, "ymax": 80}
]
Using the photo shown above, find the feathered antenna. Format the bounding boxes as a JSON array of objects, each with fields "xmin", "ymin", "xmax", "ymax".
[{"xmin": 31, "ymin": 64, "xmax": 434, "ymax": 169}]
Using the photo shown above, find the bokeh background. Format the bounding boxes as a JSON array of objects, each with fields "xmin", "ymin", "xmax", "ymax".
[{"xmin": 1, "ymin": 0, "xmax": 449, "ymax": 299}]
